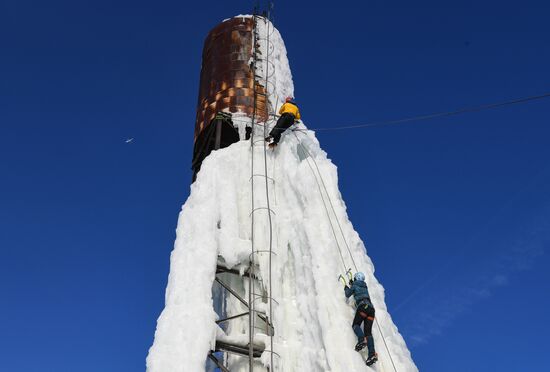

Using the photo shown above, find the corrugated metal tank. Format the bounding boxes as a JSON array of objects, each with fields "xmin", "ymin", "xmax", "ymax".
[{"xmin": 194, "ymin": 16, "xmax": 268, "ymax": 142}]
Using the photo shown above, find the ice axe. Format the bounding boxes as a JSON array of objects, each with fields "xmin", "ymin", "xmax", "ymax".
[
  {"xmin": 338, "ymin": 274, "xmax": 347, "ymax": 286},
  {"xmin": 338, "ymin": 268, "xmax": 353, "ymax": 286},
  {"xmin": 346, "ymin": 268, "xmax": 353, "ymax": 282}
]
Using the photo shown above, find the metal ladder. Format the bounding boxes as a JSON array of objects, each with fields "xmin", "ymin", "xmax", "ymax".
[{"xmin": 209, "ymin": 9, "xmax": 278, "ymax": 372}]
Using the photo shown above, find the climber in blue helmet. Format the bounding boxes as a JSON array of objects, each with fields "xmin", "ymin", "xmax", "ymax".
[{"xmin": 344, "ymin": 272, "xmax": 378, "ymax": 366}]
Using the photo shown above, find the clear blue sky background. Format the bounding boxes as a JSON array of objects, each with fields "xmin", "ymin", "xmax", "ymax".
[{"xmin": 1, "ymin": 0, "xmax": 549, "ymax": 371}]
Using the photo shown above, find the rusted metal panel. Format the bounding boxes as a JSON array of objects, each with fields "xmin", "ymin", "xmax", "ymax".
[{"xmin": 194, "ymin": 17, "xmax": 268, "ymax": 142}]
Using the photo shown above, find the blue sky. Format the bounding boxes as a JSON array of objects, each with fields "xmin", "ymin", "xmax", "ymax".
[{"xmin": 1, "ymin": 0, "xmax": 549, "ymax": 371}]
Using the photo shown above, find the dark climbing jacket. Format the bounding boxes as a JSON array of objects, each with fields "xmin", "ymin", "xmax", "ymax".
[{"xmin": 344, "ymin": 280, "xmax": 371, "ymax": 308}]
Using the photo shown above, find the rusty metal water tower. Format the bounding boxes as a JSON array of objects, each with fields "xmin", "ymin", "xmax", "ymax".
[{"xmin": 191, "ymin": 16, "xmax": 270, "ymax": 180}]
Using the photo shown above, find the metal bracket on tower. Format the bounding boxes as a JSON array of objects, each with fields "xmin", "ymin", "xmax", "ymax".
[{"xmin": 208, "ymin": 351, "xmax": 231, "ymax": 372}]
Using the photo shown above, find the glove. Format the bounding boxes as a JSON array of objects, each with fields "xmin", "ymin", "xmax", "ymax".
[{"xmin": 349, "ymin": 279, "xmax": 354, "ymax": 286}]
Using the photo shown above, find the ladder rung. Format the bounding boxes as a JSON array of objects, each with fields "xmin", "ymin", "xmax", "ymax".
[
  {"xmin": 214, "ymin": 340, "xmax": 264, "ymax": 358},
  {"xmin": 216, "ymin": 264, "xmax": 258, "ymax": 279}
]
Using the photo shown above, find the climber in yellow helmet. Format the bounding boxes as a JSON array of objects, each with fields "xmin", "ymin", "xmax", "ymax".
[{"xmin": 265, "ymin": 96, "xmax": 301, "ymax": 148}]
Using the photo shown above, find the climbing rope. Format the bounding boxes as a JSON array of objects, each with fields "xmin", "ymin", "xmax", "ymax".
[
  {"xmin": 311, "ymin": 92, "xmax": 550, "ymax": 131},
  {"xmin": 375, "ymin": 316, "xmax": 399, "ymax": 372},
  {"xmin": 292, "ymin": 130, "xmax": 399, "ymax": 372},
  {"xmin": 297, "ymin": 135, "xmax": 348, "ymax": 272},
  {"xmin": 291, "ymin": 131, "xmax": 349, "ymax": 273},
  {"xmin": 294, "ymin": 132, "xmax": 359, "ymax": 272}
]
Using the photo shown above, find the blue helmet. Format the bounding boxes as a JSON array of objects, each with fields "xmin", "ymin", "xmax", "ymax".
[{"xmin": 354, "ymin": 272, "xmax": 365, "ymax": 282}]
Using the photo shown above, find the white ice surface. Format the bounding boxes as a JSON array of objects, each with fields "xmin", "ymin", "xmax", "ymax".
[{"xmin": 146, "ymin": 15, "xmax": 417, "ymax": 372}]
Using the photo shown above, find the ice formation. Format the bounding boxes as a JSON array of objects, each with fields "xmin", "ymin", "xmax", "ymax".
[{"xmin": 147, "ymin": 16, "xmax": 417, "ymax": 372}]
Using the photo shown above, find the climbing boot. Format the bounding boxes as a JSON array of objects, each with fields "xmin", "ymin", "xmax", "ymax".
[
  {"xmin": 366, "ymin": 352, "xmax": 378, "ymax": 366},
  {"xmin": 355, "ymin": 339, "xmax": 367, "ymax": 352}
]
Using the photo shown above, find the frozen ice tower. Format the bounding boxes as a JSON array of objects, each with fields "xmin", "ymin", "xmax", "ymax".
[{"xmin": 147, "ymin": 15, "xmax": 418, "ymax": 372}]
